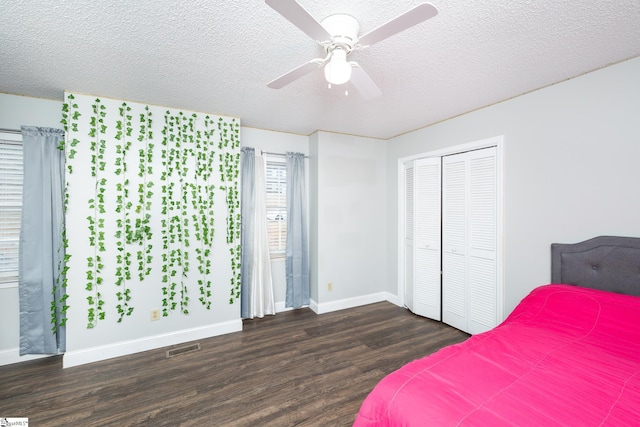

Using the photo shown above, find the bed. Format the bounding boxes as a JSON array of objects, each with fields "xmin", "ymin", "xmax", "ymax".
[{"xmin": 354, "ymin": 236, "xmax": 640, "ymax": 426}]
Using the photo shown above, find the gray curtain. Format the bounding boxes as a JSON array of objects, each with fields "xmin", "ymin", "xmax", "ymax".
[
  {"xmin": 285, "ymin": 152, "xmax": 309, "ymax": 308},
  {"xmin": 240, "ymin": 147, "xmax": 275, "ymax": 318},
  {"xmin": 19, "ymin": 126, "xmax": 66, "ymax": 355},
  {"xmin": 240, "ymin": 147, "xmax": 256, "ymax": 318}
]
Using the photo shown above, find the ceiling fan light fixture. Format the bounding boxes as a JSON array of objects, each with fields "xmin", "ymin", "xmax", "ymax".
[{"xmin": 324, "ymin": 48, "xmax": 351, "ymax": 85}]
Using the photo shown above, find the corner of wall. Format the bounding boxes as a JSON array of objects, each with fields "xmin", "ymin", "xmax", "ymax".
[{"xmin": 308, "ymin": 133, "xmax": 319, "ymax": 302}]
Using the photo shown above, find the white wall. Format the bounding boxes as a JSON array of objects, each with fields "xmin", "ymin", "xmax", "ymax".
[
  {"xmin": 3, "ymin": 54, "xmax": 639, "ymax": 365},
  {"xmin": 0, "ymin": 94, "xmax": 309, "ymax": 366},
  {"xmin": 387, "ymin": 56, "xmax": 640, "ymax": 315},
  {"xmin": 309, "ymin": 132, "xmax": 320, "ymax": 304},
  {"xmin": 310, "ymin": 131, "xmax": 389, "ymax": 313},
  {"xmin": 0, "ymin": 94, "xmax": 62, "ymax": 129},
  {"xmin": 61, "ymin": 94, "xmax": 245, "ymax": 368}
]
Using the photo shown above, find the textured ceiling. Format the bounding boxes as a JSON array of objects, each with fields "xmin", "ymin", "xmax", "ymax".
[{"xmin": 1, "ymin": 0, "xmax": 640, "ymax": 139}]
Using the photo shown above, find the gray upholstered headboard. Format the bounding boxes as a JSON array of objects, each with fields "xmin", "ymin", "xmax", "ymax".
[{"xmin": 551, "ymin": 236, "xmax": 640, "ymax": 297}]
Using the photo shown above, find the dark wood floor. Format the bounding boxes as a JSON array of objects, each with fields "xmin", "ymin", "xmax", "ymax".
[{"xmin": 0, "ymin": 302, "xmax": 469, "ymax": 426}]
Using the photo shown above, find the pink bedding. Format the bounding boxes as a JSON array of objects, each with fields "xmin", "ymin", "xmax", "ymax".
[{"xmin": 354, "ymin": 284, "xmax": 640, "ymax": 426}]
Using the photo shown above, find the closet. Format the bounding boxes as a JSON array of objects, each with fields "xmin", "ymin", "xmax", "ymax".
[
  {"xmin": 403, "ymin": 144, "xmax": 500, "ymax": 335},
  {"xmin": 404, "ymin": 157, "xmax": 442, "ymax": 321}
]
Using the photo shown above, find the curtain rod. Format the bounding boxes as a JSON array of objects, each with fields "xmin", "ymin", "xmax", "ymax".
[
  {"xmin": 0, "ymin": 127, "xmax": 66, "ymax": 135},
  {"xmin": 263, "ymin": 151, "xmax": 309, "ymax": 158},
  {"xmin": 0, "ymin": 128, "xmax": 22, "ymax": 135}
]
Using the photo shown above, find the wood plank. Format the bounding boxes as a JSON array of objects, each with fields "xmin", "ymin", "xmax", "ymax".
[{"xmin": 0, "ymin": 302, "xmax": 469, "ymax": 426}]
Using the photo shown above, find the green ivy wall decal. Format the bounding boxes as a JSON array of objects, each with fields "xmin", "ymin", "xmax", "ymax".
[
  {"xmin": 60, "ymin": 94, "xmax": 80, "ymax": 338},
  {"xmin": 112, "ymin": 103, "xmax": 156, "ymax": 322},
  {"xmin": 114, "ymin": 102, "xmax": 134, "ymax": 322},
  {"xmin": 86, "ymin": 98, "xmax": 107, "ymax": 328},
  {"xmin": 218, "ymin": 118, "xmax": 242, "ymax": 303},
  {"xmin": 64, "ymin": 92, "xmax": 240, "ymax": 328},
  {"xmin": 61, "ymin": 93, "xmax": 81, "ymax": 170},
  {"xmin": 55, "ymin": 94, "xmax": 77, "ymax": 331},
  {"xmin": 160, "ymin": 111, "xmax": 225, "ymax": 314},
  {"xmin": 194, "ymin": 116, "xmax": 216, "ymax": 309},
  {"xmin": 161, "ymin": 111, "xmax": 183, "ymax": 315},
  {"xmin": 163, "ymin": 111, "xmax": 197, "ymax": 316},
  {"xmin": 135, "ymin": 106, "xmax": 154, "ymax": 282}
]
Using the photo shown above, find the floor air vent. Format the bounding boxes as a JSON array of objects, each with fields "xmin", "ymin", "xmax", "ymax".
[{"xmin": 166, "ymin": 343, "xmax": 201, "ymax": 358}]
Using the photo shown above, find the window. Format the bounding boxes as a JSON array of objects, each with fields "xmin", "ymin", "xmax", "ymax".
[
  {"xmin": 0, "ymin": 133, "xmax": 23, "ymax": 285},
  {"xmin": 265, "ymin": 159, "xmax": 287, "ymax": 257}
]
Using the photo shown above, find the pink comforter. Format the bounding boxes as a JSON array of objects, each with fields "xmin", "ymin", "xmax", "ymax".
[{"xmin": 354, "ymin": 284, "xmax": 640, "ymax": 426}]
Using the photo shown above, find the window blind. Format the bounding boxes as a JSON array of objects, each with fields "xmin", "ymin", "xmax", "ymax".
[
  {"xmin": 265, "ymin": 160, "xmax": 287, "ymax": 256},
  {"xmin": 0, "ymin": 136, "xmax": 23, "ymax": 284}
]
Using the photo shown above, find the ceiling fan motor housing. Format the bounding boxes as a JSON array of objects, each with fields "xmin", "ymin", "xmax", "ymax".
[{"xmin": 320, "ymin": 14, "xmax": 360, "ymax": 52}]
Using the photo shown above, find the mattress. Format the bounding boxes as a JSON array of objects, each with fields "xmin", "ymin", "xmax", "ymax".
[{"xmin": 354, "ymin": 284, "xmax": 640, "ymax": 426}]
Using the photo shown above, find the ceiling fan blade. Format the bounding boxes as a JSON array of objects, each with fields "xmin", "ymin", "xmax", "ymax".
[
  {"xmin": 357, "ymin": 3, "xmax": 438, "ymax": 47},
  {"xmin": 267, "ymin": 59, "xmax": 324, "ymax": 89},
  {"xmin": 265, "ymin": 0, "xmax": 332, "ymax": 42},
  {"xmin": 349, "ymin": 63, "xmax": 382, "ymax": 100}
]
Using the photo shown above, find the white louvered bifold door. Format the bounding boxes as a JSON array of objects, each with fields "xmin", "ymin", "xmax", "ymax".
[
  {"xmin": 442, "ymin": 155, "xmax": 467, "ymax": 330},
  {"xmin": 442, "ymin": 147, "xmax": 497, "ymax": 334},
  {"xmin": 404, "ymin": 162, "xmax": 415, "ymax": 312},
  {"xmin": 467, "ymin": 147, "xmax": 497, "ymax": 334},
  {"xmin": 412, "ymin": 157, "xmax": 442, "ymax": 320}
]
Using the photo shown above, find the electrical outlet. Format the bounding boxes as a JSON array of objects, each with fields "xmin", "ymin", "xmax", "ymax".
[
  {"xmin": 327, "ymin": 282, "xmax": 333, "ymax": 292},
  {"xmin": 150, "ymin": 308, "xmax": 161, "ymax": 321}
]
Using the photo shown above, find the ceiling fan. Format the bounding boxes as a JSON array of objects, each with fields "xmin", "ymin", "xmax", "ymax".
[{"xmin": 265, "ymin": 0, "xmax": 438, "ymax": 100}]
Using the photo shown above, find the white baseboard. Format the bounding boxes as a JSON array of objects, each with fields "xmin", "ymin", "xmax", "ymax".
[
  {"xmin": 274, "ymin": 300, "xmax": 315, "ymax": 313},
  {"xmin": 0, "ymin": 349, "xmax": 52, "ymax": 367},
  {"xmin": 276, "ymin": 293, "xmax": 397, "ymax": 315},
  {"xmin": 62, "ymin": 319, "xmax": 242, "ymax": 368},
  {"xmin": 314, "ymin": 292, "xmax": 388, "ymax": 314},
  {"xmin": 274, "ymin": 301, "xmax": 301, "ymax": 313},
  {"xmin": 384, "ymin": 291, "xmax": 400, "ymax": 306},
  {"xmin": 4, "ymin": 293, "xmax": 401, "ymax": 368},
  {"xmin": 309, "ymin": 299, "xmax": 319, "ymax": 314},
  {"xmin": 274, "ymin": 301, "xmax": 287, "ymax": 312}
]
